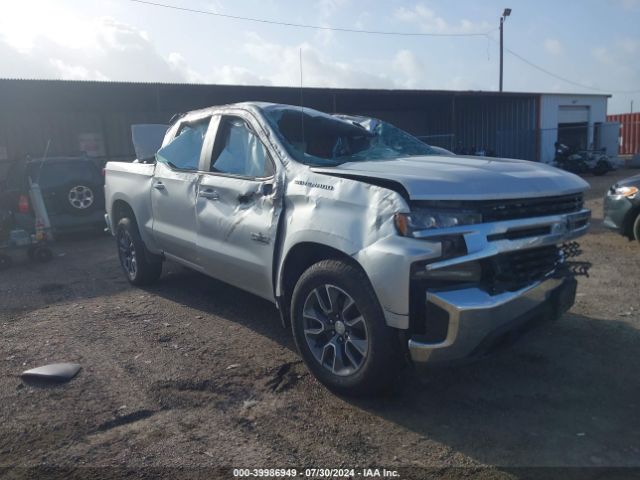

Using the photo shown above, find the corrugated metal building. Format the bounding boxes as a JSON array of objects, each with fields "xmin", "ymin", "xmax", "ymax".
[
  {"xmin": 0, "ymin": 79, "xmax": 614, "ymax": 181},
  {"xmin": 607, "ymin": 112, "xmax": 640, "ymax": 155}
]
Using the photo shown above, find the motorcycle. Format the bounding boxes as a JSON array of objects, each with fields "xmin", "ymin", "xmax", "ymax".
[{"xmin": 553, "ymin": 143, "xmax": 612, "ymax": 176}]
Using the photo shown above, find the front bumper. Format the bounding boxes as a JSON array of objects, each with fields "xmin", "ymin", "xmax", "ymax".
[
  {"xmin": 356, "ymin": 208, "xmax": 590, "ymax": 330},
  {"xmin": 408, "ymin": 276, "xmax": 576, "ymax": 363}
]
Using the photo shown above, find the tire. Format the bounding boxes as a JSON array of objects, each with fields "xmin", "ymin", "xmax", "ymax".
[
  {"xmin": 593, "ymin": 160, "xmax": 610, "ymax": 176},
  {"xmin": 33, "ymin": 247, "xmax": 53, "ymax": 263},
  {"xmin": 633, "ymin": 213, "xmax": 640, "ymax": 242},
  {"xmin": 0, "ymin": 254, "xmax": 12, "ymax": 271},
  {"xmin": 116, "ymin": 217, "xmax": 162, "ymax": 286},
  {"xmin": 290, "ymin": 259, "xmax": 400, "ymax": 396},
  {"xmin": 64, "ymin": 181, "xmax": 100, "ymax": 216}
]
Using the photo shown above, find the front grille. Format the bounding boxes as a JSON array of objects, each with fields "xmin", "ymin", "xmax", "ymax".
[
  {"xmin": 480, "ymin": 194, "xmax": 584, "ymax": 222},
  {"xmin": 485, "ymin": 245, "xmax": 562, "ymax": 292},
  {"xmin": 412, "ymin": 193, "xmax": 584, "ymax": 223}
]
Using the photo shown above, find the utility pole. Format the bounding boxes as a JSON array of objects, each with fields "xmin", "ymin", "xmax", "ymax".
[{"xmin": 499, "ymin": 8, "xmax": 512, "ymax": 92}]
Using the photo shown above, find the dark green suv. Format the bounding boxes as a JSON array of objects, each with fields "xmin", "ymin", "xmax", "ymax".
[{"xmin": 2, "ymin": 157, "xmax": 106, "ymax": 234}]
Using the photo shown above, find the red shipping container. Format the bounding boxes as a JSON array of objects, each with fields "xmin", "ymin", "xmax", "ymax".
[{"xmin": 607, "ymin": 112, "xmax": 640, "ymax": 155}]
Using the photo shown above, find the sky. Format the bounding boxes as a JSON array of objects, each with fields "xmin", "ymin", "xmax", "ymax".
[{"xmin": 0, "ymin": 0, "xmax": 638, "ymax": 113}]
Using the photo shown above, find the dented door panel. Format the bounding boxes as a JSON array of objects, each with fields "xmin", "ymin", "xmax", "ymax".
[
  {"xmin": 150, "ymin": 161, "xmax": 200, "ymax": 265},
  {"xmin": 196, "ymin": 173, "xmax": 281, "ymax": 300}
]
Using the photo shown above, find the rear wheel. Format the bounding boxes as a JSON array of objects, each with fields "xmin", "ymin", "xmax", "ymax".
[
  {"xmin": 32, "ymin": 246, "xmax": 53, "ymax": 263},
  {"xmin": 65, "ymin": 182, "xmax": 100, "ymax": 215},
  {"xmin": 116, "ymin": 217, "xmax": 162, "ymax": 286},
  {"xmin": 291, "ymin": 259, "xmax": 400, "ymax": 396},
  {"xmin": 0, "ymin": 254, "xmax": 12, "ymax": 271}
]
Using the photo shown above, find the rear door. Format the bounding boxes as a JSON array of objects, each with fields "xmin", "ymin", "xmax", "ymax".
[
  {"xmin": 196, "ymin": 112, "xmax": 281, "ymax": 300},
  {"xmin": 151, "ymin": 117, "xmax": 211, "ymax": 266}
]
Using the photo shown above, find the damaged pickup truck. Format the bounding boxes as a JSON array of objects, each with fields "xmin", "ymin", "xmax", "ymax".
[{"xmin": 105, "ymin": 102, "xmax": 591, "ymax": 395}]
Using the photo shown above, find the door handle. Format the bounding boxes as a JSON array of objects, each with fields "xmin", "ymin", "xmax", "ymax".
[
  {"xmin": 199, "ymin": 188, "xmax": 219, "ymax": 200},
  {"xmin": 153, "ymin": 181, "xmax": 166, "ymax": 190}
]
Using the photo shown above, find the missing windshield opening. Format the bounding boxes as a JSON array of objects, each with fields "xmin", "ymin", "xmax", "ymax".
[{"xmin": 262, "ymin": 105, "xmax": 441, "ymax": 167}]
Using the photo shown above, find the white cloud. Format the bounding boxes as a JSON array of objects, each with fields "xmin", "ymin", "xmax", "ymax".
[
  {"xmin": 48, "ymin": 59, "xmax": 109, "ymax": 81},
  {"xmin": 544, "ymin": 38, "xmax": 564, "ymax": 56},
  {"xmin": 392, "ymin": 50, "xmax": 424, "ymax": 88},
  {"xmin": 242, "ymin": 33, "xmax": 394, "ymax": 88},
  {"xmin": 395, "ymin": 4, "xmax": 491, "ymax": 34},
  {"xmin": 0, "ymin": 15, "xmax": 185, "ymax": 82}
]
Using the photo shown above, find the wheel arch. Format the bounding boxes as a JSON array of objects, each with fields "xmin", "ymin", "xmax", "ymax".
[
  {"xmin": 111, "ymin": 199, "xmax": 137, "ymax": 229},
  {"xmin": 276, "ymin": 242, "xmax": 369, "ymax": 327},
  {"xmin": 623, "ymin": 205, "xmax": 640, "ymax": 240}
]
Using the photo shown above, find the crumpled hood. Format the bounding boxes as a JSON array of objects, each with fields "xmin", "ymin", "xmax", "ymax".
[{"xmin": 311, "ymin": 155, "xmax": 589, "ymax": 201}]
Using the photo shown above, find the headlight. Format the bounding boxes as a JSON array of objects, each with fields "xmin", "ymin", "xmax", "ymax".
[
  {"xmin": 608, "ymin": 186, "xmax": 638, "ymax": 199},
  {"xmin": 394, "ymin": 210, "xmax": 482, "ymax": 236}
]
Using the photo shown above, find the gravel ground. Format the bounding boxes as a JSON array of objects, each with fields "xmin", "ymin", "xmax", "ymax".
[{"xmin": 1, "ymin": 169, "xmax": 639, "ymax": 479}]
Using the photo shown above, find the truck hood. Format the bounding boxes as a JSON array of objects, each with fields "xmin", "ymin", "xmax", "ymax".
[{"xmin": 311, "ymin": 155, "xmax": 589, "ymax": 201}]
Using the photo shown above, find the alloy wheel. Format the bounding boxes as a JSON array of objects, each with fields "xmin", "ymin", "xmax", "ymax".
[
  {"xmin": 117, "ymin": 230, "xmax": 137, "ymax": 279},
  {"xmin": 302, "ymin": 284, "xmax": 369, "ymax": 377},
  {"xmin": 68, "ymin": 185, "xmax": 94, "ymax": 209}
]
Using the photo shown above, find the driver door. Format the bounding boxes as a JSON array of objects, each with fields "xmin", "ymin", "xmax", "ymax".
[{"xmin": 196, "ymin": 113, "xmax": 281, "ymax": 301}]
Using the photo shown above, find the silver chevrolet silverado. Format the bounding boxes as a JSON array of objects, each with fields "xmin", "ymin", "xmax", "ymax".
[{"xmin": 105, "ymin": 102, "xmax": 591, "ymax": 395}]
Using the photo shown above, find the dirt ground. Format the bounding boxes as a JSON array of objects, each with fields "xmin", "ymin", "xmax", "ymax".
[{"xmin": 1, "ymin": 169, "xmax": 639, "ymax": 479}]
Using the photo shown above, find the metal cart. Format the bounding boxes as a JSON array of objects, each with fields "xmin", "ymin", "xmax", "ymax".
[{"xmin": 0, "ymin": 180, "xmax": 54, "ymax": 270}]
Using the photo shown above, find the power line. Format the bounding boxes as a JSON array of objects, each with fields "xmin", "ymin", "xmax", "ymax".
[
  {"xmin": 126, "ymin": 0, "xmax": 494, "ymax": 37},
  {"xmin": 126, "ymin": 0, "xmax": 639, "ymax": 95},
  {"xmin": 488, "ymin": 37, "xmax": 640, "ymax": 94}
]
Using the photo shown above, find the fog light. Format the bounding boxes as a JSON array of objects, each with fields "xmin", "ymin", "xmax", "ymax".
[{"xmin": 413, "ymin": 261, "xmax": 482, "ymax": 282}]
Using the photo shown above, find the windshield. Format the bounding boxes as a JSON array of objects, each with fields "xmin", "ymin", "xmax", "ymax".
[{"xmin": 262, "ymin": 106, "xmax": 441, "ymax": 166}]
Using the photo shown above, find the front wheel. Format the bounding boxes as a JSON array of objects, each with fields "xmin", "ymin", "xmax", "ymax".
[
  {"xmin": 290, "ymin": 259, "xmax": 400, "ymax": 396},
  {"xmin": 116, "ymin": 217, "xmax": 162, "ymax": 286}
]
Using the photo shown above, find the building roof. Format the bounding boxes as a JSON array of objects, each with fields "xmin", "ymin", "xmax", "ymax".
[{"xmin": 0, "ymin": 78, "xmax": 611, "ymax": 99}]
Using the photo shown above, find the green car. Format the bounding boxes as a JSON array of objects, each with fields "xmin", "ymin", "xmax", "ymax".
[{"xmin": 603, "ymin": 173, "xmax": 640, "ymax": 241}]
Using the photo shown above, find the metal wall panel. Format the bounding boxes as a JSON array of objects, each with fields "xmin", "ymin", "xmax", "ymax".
[
  {"xmin": 455, "ymin": 95, "xmax": 538, "ymax": 160},
  {"xmin": 0, "ymin": 80, "xmax": 550, "ymax": 183}
]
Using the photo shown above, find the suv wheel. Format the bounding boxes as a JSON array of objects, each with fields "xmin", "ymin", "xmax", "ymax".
[
  {"xmin": 633, "ymin": 213, "xmax": 640, "ymax": 242},
  {"xmin": 65, "ymin": 182, "xmax": 100, "ymax": 215},
  {"xmin": 291, "ymin": 259, "xmax": 400, "ymax": 396},
  {"xmin": 116, "ymin": 217, "xmax": 162, "ymax": 286}
]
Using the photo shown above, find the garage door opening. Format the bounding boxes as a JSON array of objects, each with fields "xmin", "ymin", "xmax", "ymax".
[{"xmin": 558, "ymin": 122, "xmax": 588, "ymax": 150}]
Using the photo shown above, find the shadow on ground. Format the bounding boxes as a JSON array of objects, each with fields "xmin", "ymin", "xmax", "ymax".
[{"xmin": 145, "ymin": 265, "xmax": 640, "ymax": 467}]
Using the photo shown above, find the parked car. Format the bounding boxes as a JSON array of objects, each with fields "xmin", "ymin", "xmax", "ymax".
[
  {"xmin": 2, "ymin": 156, "xmax": 106, "ymax": 234},
  {"xmin": 105, "ymin": 102, "xmax": 591, "ymax": 395},
  {"xmin": 603, "ymin": 173, "xmax": 640, "ymax": 241}
]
